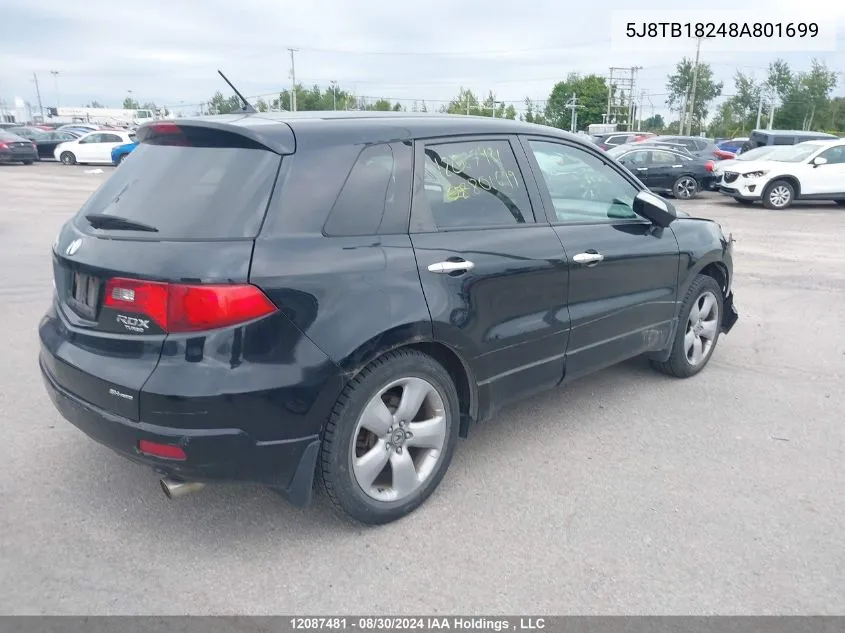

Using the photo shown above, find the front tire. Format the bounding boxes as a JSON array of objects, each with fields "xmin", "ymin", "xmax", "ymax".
[
  {"xmin": 318, "ymin": 349, "xmax": 460, "ymax": 525},
  {"xmin": 60, "ymin": 151, "xmax": 76, "ymax": 166},
  {"xmin": 762, "ymin": 179, "xmax": 794, "ymax": 210},
  {"xmin": 651, "ymin": 275, "xmax": 724, "ymax": 378},
  {"xmin": 673, "ymin": 175, "xmax": 699, "ymax": 200}
]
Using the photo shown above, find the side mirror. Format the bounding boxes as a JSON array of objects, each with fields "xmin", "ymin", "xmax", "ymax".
[
  {"xmin": 812, "ymin": 156, "xmax": 827, "ymax": 167},
  {"xmin": 633, "ymin": 190, "xmax": 676, "ymax": 227}
]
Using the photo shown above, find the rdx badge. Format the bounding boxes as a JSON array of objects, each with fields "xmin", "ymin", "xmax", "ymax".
[{"xmin": 116, "ymin": 314, "xmax": 150, "ymax": 333}]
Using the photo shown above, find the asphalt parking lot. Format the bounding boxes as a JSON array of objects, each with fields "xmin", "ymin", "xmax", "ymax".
[{"xmin": 1, "ymin": 161, "xmax": 843, "ymax": 615}]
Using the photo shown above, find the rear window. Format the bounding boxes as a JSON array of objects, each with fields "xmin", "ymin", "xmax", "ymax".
[{"xmin": 75, "ymin": 141, "xmax": 282, "ymax": 239}]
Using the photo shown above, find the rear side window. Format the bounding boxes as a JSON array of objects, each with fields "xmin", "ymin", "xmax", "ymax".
[
  {"xmin": 75, "ymin": 137, "xmax": 282, "ymax": 239},
  {"xmin": 323, "ymin": 143, "xmax": 411, "ymax": 236},
  {"xmin": 418, "ymin": 139, "xmax": 534, "ymax": 229},
  {"xmin": 773, "ymin": 136, "xmax": 795, "ymax": 145}
]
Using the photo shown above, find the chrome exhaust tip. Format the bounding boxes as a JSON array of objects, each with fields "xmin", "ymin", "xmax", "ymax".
[{"xmin": 160, "ymin": 478, "xmax": 205, "ymax": 500}]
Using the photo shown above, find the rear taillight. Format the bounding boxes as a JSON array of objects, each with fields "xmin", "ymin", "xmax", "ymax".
[
  {"xmin": 705, "ymin": 160, "xmax": 715, "ymax": 172},
  {"xmin": 103, "ymin": 278, "xmax": 277, "ymax": 333},
  {"xmin": 0, "ymin": 142, "xmax": 7, "ymax": 150}
]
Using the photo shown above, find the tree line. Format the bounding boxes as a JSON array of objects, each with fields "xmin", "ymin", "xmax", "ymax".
[{"xmin": 188, "ymin": 57, "xmax": 842, "ymax": 136}]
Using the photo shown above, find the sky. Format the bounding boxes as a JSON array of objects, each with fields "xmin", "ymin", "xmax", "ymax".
[{"xmin": 2, "ymin": 0, "xmax": 844, "ymax": 120}]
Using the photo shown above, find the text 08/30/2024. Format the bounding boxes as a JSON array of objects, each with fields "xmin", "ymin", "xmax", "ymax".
[{"xmin": 610, "ymin": 10, "xmax": 838, "ymax": 52}]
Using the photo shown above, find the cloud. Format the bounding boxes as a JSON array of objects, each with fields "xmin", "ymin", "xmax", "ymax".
[{"xmin": 2, "ymin": 0, "xmax": 843, "ymax": 116}]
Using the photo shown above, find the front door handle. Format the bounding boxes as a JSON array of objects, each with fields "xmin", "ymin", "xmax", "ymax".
[
  {"xmin": 635, "ymin": 167, "xmax": 647, "ymax": 171},
  {"xmin": 428, "ymin": 260, "xmax": 475, "ymax": 274},
  {"xmin": 573, "ymin": 252, "xmax": 604, "ymax": 265}
]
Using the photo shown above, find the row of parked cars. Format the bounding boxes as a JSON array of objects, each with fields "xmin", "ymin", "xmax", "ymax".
[
  {"xmin": 0, "ymin": 122, "xmax": 138, "ymax": 166},
  {"xmin": 588, "ymin": 129, "xmax": 842, "ymax": 205}
]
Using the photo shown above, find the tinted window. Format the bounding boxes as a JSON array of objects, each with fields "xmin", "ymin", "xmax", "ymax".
[
  {"xmin": 773, "ymin": 136, "xmax": 795, "ymax": 145},
  {"xmin": 420, "ymin": 139, "xmax": 533, "ymax": 229},
  {"xmin": 650, "ymin": 150, "xmax": 686, "ymax": 164},
  {"xmin": 80, "ymin": 134, "xmax": 101, "ymax": 144},
  {"xmin": 694, "ymin": 139, "xmax": 709, "ymax": 151},
  {"xmin": 324, "ymin": 143, "xmax": 411, "ymax": 236},
  {"xmin": 619, "ymin": 150, "xmax": 649, "ymax": 166},
  {"xmin": 74, "ymin": 143, "xmax": 282, "ymax": 239},
  {"xmin": 528, "ymin": 140, "xmax": 639, "ymax": 223},
  {"xmin": 102, "ymin": 133, "xmax": 124, "ymax": 143}
]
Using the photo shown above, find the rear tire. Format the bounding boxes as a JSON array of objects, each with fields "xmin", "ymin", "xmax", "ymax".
[
  {"xmin": 762, "ymin": 179, "xmax": 794, "ymax": 210},
  {"xmin": 734, "ymin": 198, "xmax": 754, "ymax": 206},
  {"xmin": 22, "ymin": 160, "xmax": 33, "ymax": 165},
  {"xmin": 651, "ymin": 274, "xmax": 724, "ymax": 379},
  {"xmin": 318, "ymin": 349, "xmax": 460, "ymax": 525},
  {"xmin": 60, "ymin": 152, "xmax": 76, "ymax": 166},
  {"xmin": 673, "ymin": 175, "xmax": 699, "ymax": 200}
]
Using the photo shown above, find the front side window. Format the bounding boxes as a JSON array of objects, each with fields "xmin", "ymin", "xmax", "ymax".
[
  {"xmin": 528, "ymin": 140, "xmax": 640, "ymax": 223},
  {"xmin": 817, "ymin": 145, "xmax": 845, "ymax": 164},
  {"xmin": 420, "ymin": 139, "xmax": 533, "ymax": 229}
]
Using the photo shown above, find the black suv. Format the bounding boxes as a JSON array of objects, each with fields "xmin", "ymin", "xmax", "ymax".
[{"xmin": 39, "ymin": 113, "xmax": 738, "ymax": 524}]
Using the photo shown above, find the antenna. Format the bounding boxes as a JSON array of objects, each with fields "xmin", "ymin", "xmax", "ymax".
[{"xmin": 217, "ymin": 70, "xmax": 256, "ymax": 113}]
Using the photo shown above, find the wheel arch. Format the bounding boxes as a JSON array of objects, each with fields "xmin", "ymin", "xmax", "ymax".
[
  {"xmin": 767, "ymin": 175, "xmax": 801, "ymax": 197},
  {"xmin": 338, "ymin": 326, "xmax": 478, "ymax": 439}
]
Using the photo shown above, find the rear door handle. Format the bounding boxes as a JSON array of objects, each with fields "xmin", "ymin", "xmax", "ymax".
[
  {"xmin": 428, "ymin": 260, "xmax": 475, "ymax": 274},
  {"xmin": 636, "ymin": 167, "xmax": 647, "ymax": 171},
  {"xmin": 573, "ymin": 252, "xmax": 604, "ymax": 265}
]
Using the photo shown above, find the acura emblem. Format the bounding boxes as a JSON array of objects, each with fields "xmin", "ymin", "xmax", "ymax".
[{"xmin": 65, "ymin": 238, "xmax": 82, "ymax": 256}]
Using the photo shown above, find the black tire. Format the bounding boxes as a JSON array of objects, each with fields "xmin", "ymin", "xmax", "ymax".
[
  {"xmin": 60, "ymin": 151, "xmax": 76, "ymax": 166},
  {"xmin": 762, "ymin": 179, "xmax": 794, "ymax": 210},
  {"xmin": 318, "ymin": 349, "xmax": 460, "ymax": 525},
  {"xmin": 735, "ymin": 198, "xmax": 754, "ymax": 206},
  {"xmin": 672, "ymin": 175, "xmax": 699, "ymax": 200},
  {"xmin": 22, "ymin": 161, "xmax": 33, "ymax": 165},
  {"xmin": 650, "ymin": 274, "xmax": 724, "ymax": 379}
]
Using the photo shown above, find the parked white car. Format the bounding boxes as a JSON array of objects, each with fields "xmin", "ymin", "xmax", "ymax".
[
  {"xmin": 54, "ymin": 130, "xmax": 136, "ymax": 166},
  {"xmin": 712, "ymin": 145, "xmax": 780, "ymax": 183},
  {"xmin": 718, "ymin": 139, "xmax": 845, "ymax": 209}
]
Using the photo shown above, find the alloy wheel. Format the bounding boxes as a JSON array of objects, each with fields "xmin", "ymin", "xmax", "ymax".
[
  {"xmin": 675, "ymin": 177, "xmax": 697, "ymax": 199},
  {"xmin": 685, "ymin": 291, "xmax": 720, "ymax": 366},
  {"xmin": 769, "ymin": 185, "xmax": 791, "ymax": 208},
  {"xmin": 351, "ymin": 376, "xmax": 447, "ymax": 502}
]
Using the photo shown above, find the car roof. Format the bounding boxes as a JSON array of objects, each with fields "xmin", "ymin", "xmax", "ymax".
[
  {"xmin": 137, "ymin": 111, "xmax": 594, "ymax": 155},
  {"xmin": 751, "ymin": 129, "xmax": 838, "ymax": 138}
]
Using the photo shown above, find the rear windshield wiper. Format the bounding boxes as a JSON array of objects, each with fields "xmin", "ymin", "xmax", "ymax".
[{"xmin": 85, "ymin": 213, "xmax": 158, "ymax": 232}]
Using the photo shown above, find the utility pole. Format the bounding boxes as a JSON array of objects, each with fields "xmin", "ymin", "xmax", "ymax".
[
  {"xmin": 628, "ymin": 66, "xmax": 642, "ymax": 130},
  {"xmin": 49, "ymin": 70, "xmax": 60, "ymax": 108},
  {"xmin": 686, "ymin": 37, "xmax": 703, "ymax": 135},
  {"xmin": 331, "ymin": 80, "xmax": 337, "ymax": 110},
  {"xmin": 466, "ymin": 92, "xmax": 471, "ymax": 116},
  {"xmin": 636, "ymin": 90, "xmax": 645, "ymax": 131},
  {"xmin": 287, "ymin": 48, "xmax": 297, "ymax": 112},
  {"xmin": 755, "ymin": 94, "xmax": 763, "ymax": 129},
  {"xmin": 32, "ymin": 73, "xmax": 44, "ymax": 121},
  {"xmin": 565, "ymin": 93, "xmax": 584, "ymax": 132}
]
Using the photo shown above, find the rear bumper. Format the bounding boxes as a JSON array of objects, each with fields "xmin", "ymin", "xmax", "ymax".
[
  {"xmin": 39, "ymin": 355, "xmax": 321, "ymax": 506},
  {"xmin": 0, "ymin": 149, "xmax": 37, "ymax": 162}
]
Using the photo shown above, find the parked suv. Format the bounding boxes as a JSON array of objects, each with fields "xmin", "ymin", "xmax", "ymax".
[
  {"xmin": 718, "ymin": 139, "xmax": 845, "ymax": 209},
  {"xmin": 739, "ymin": 129, "xmax": 838, "ymax": 153},
  {"xmin": 39, "ymin": 113, "xmax": 739, "ymax": 524}
]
